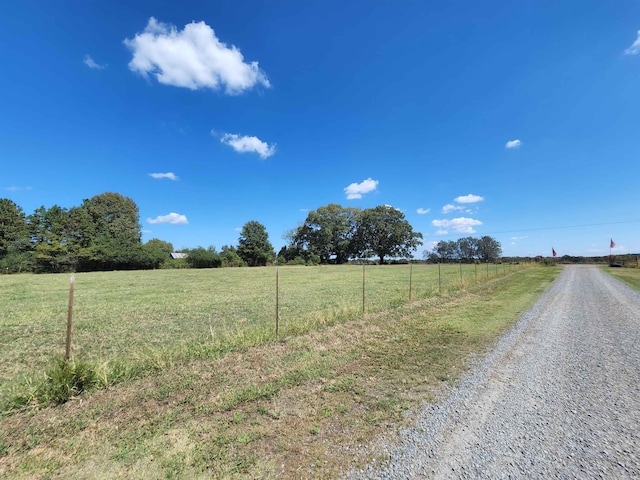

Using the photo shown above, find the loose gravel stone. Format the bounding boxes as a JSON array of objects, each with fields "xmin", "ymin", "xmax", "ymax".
[{"xmin": 348, "ymin": 265, "xmax": 640, "ymax": 479}]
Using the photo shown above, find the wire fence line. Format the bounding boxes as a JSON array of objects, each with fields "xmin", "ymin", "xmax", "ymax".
[{"xmin": 1, "ymin": 262, "xmax": 528, "ymax": 389}]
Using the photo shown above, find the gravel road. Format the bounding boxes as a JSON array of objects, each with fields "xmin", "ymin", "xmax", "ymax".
[{"xmin": 351, "ymin": 265, "xmax": 640, "ymax": 479}]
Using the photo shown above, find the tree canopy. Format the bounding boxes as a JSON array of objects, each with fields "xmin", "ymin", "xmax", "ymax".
[
  {"xmin": 294, "ymin": 204, "xmax": 360, "ymax": 264},
  {"xmin": 237, "ymin": 221, "xmax": 275, "ymax": 266},
  {"xmin": 352, "ymin": 205, "xmax": 423, "ymax": 263},
  {"xmin": 426, "ymin": 236, "xmax": 502, "ymax": 263},
  {"xmin": 1, "ymin": 193, "xmax": 506, "ymax": 273},
  {"xmin": 284, "ymin": 204, "xmax": 423, "ymax": 264}
]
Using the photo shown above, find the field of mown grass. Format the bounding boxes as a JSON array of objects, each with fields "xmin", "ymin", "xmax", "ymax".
[
  {"xmin": 0, "ymin": 263, "xmax": 517, "ymax": 397},
  {"xmin": 0, "ymin": 263, "xmax": 556, "ymax": 479}
]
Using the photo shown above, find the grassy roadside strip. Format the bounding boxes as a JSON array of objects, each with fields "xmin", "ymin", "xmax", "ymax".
[
  {"xmin": 0, "ymin": 266, "xmax": 559, "ymax": 479},
  {"xmin": 604, "ymin": 266, "xmax": 640, "ymax": 291}
]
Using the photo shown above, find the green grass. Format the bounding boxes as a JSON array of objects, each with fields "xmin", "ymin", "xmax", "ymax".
[
  {"xmin": 603, "ymin": 265, "xmax": 640, "ymax": 291},
  {"xmin": 0, "ymin": 263, "xmax": 517, "ymax": 407},
  {"xmin": 0, "ymin": 264, "xmax": 558, "ymax": 479}
]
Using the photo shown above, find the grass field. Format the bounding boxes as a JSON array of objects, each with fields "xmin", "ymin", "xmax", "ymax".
[
  {"xmin": 0, "ymin": 263, "xmax": 556, "ymax": 478},
  {"xmin": 0, "ymin": 263, "xmax": 516, "ymax": 398}
]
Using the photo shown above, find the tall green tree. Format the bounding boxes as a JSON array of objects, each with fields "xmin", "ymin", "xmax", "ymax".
[
  {"xmin": 458, "ymin": 236, "xmax": 479, "ymax": 262},
  {"xmin": 0, "ymin": 198, "xmax": 29, "ymax": 257},
  {"xmin": 75, "ymin": 192, "xmax": 143, "ymax": 270},
  {"xmin": 294, "ymin": 204, "xmax": 360, "ymax": 264},
  {"xmin": 353, "ymin": 205, "xmax": 423, "ymax": 263},
  {"xmin": 237, "ymin": 221, "xmax": 275, "ymax": 266},
  {"xmin": 431, "ymin": 240, "xmax": 458, "ymax": 262},
  {"xmin": 476, "ymin": 235, "xmax": 502, "ymax": 262},
  {"xmin": 27, "ymin": 205, "xmax": 74, "ymax": 272}
]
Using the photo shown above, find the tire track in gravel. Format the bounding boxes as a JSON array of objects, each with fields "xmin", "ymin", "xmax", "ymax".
[{"xmin": 352, "ymin": 265, "xmax": 640, "ymax": 479}]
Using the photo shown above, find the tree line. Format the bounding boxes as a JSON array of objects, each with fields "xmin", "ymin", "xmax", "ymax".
[
  {"xmin": 0, "ymin": 193, "xmax": 501, "ymax": 273},
  {"xmin": 425, "ymin": 237, "xmax": 503, "ymax": 263}
]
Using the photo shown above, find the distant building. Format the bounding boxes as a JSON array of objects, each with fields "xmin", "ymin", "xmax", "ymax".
[{"xmin": 170, "ymin": 252, "xmax": 188, "ymax": 260}]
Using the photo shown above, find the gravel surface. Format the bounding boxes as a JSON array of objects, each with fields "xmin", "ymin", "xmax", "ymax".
[{"xmin": 349, "ymin": 265, "xmax": 640, "ymax": 479}]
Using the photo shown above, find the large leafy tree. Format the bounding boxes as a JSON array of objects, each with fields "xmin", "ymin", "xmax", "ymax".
[
  {"xmin": 0, "ymin": 198, "xmax": 29, "ymax": 258},
  {"xmin": 429, "ymin": 236, "xmax": 502, "ymax": 263},
  {"xmin": 294, "ymin": 204, "xmax": 360, "ymax": 264},
  {"xmin": 75, "ymin": 192, "xmax": 143, "ymax": 270},
  {"xmin": 430, "ymin": 240, "xmax": 459, "ymax": 262},
  {"xmin": 476, "ymin": 235, "xmax": 502, "ymax": 262},
  {"xmin": 27, "ymin": 205, "xmax": 75, "ymax": 272},
  {"xmin": 353, "ymin": 205, "xmax": 423, "ymax": 263},
  {"xmin": 458, "ymin": 236, "xmax": 479, "ymax": 262},
  {"xmin": 237, "ymin": 221, "xmax": 275, "ymax": 266}
]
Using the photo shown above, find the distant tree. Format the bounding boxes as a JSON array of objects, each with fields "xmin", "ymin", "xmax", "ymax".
[
  {"xmin": 220, "ymin": 245, "xmax": 245, "ymax": 267},
  {"xmin": 27, "ymin": 205, "xmax": 75, "ymax": 273},
  {"xmin": 0, "ymin": 198, "xmax": 29, "ymax": 258},
  {"xmin": 432, "ymin": 240, "xmax": 459, "ymax": 262},
  {"xmin": 237, "ymin": 221, "xmax": 275, "ymax": 266},
  {"xmin": 294, "ymin": 204, "xmax": 360, "ymax": 264},
  {"xmin": 185, "ymin": 246, "xmax": 221, "ymax": 268},
  {"xmin": 142, "ymin": 238, "xmax": 174, "ymax": 269},
  {"xmin": 457, "ymin": 237, "xmax": 478, "ymax": 262},
  {"xmin": 476, "ymin": 236, "xmax": 502, "ymax": 262},
  {"xmin": 352, "ymin": 205, "xmax": 423, "ymax": 263},
  {"xmin": 75, "ymin": 192, "xmax": 143, "ymax": 270}
]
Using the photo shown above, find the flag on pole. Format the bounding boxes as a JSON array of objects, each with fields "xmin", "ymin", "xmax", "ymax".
[
  {"xmin": 552, "ymin": 248, "xmax": 557, "ymax": 257},
  {"xmin": 610, "ymin": 239, "xmax": 616, "ymax": 248}
]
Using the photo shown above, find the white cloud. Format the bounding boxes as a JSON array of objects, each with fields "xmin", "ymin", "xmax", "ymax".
[
  {"xmin": 442, "ymin": 204, "xmax": 465, "ymax": 214},
  {"xmin": 124, "ymin": 17, "xmax": 270, "ymax": 94},
  {"xmin": 344, "ymin": 177, "xmax": 379, "ymax": 199},
  {"xmin": 625, "ymin": 30, "xmax": 640, "ymax": 55},
  {"xmin": 149, "ymin": 172, "xmax": 179, "ymax": 181},
  {"xmin": 505, "ymin": 139, "xmax": 522, "ymax": 149},
  {"xmin": 455, "ymin": 194, "xmax": 484, "ymax": 204},
  {"xmin": 146, "ymin": 213, "xmax": 188, "ymax": 225},
  {"xmin": 83, "ymin": 54, "xmax": 106, "ymax": 70},
  {"xmin": 220, "ymin": 133, "xmax": 275, "ymax": 159},
  {"xmin": 4, "ymin": 186, "xmax": 32, "ymax": 192},
  {"xmin": 417, "ymin": 207, "xmax": 430, "ymax": 215},
  {"xmin": 432, "ymin": 217, "xmax": 483, "ymax": 234},
  {"xmin": 435, "ymin": 229, "xmax": 448, "ymax": 235}
]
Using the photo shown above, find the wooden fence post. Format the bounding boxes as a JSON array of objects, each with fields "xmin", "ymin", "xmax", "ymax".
[
  {"xmin": 362, "ymin": 264, "xmax": 366, "ymax": 314},
  {"xmin": 409, "ymin": 263, "xmax": 413, "ymax": 301},
  {"xmin": 65, "ymin": 275, "xmax": 75, "ymax": 361},
  {"xmin": 275, "ymin": 268, "xmax": 279, "ymax": 341}
]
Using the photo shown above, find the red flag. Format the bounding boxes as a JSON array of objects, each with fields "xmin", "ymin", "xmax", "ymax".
[
  {"xmin": 552, "ymin": 248, "xmax": 557, "ymax": 257},
  {"xmin": 610, "ymin": 239, "xmax": 616, "ymax": 248}
]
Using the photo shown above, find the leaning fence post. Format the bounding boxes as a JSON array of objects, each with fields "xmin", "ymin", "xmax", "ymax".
[
  {"xmin": 438, "ymin": 262, "xmax": 442, "ymax": 293},
  {"xmin": 65, "ymin": 275, "xmax": 75, "ymax": 361},
  {"xmin": 275, "ymin": 267, "xmax": 279, "ymax": 341}
]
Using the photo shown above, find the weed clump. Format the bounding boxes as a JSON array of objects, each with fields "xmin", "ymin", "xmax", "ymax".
[
  {"xmin": 2, "ymin": 356, "xmax": 104, "ymax": 413},
  {"xmin": 43, "ymin": 357, "xmax": 101, "ymax": 404}
]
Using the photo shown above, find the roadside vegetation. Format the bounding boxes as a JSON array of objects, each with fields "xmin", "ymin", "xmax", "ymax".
[
  {"xmin": 0, "ymin": 265, "xmax": 558, "ymax": 478},
  {"xmin": 604, "ymin": 265, "xmax": 640, "ymax": 291}
]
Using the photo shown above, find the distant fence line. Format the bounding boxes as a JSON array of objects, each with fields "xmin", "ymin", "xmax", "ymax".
[{"xmin": 60, "ymin": 261, "xmax": 528, "ymax": 349}]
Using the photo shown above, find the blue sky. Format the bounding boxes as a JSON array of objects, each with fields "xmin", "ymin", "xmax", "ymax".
[{"xmin": 2, "ymin": 1, "xmax": 640, "ymax": 258}]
